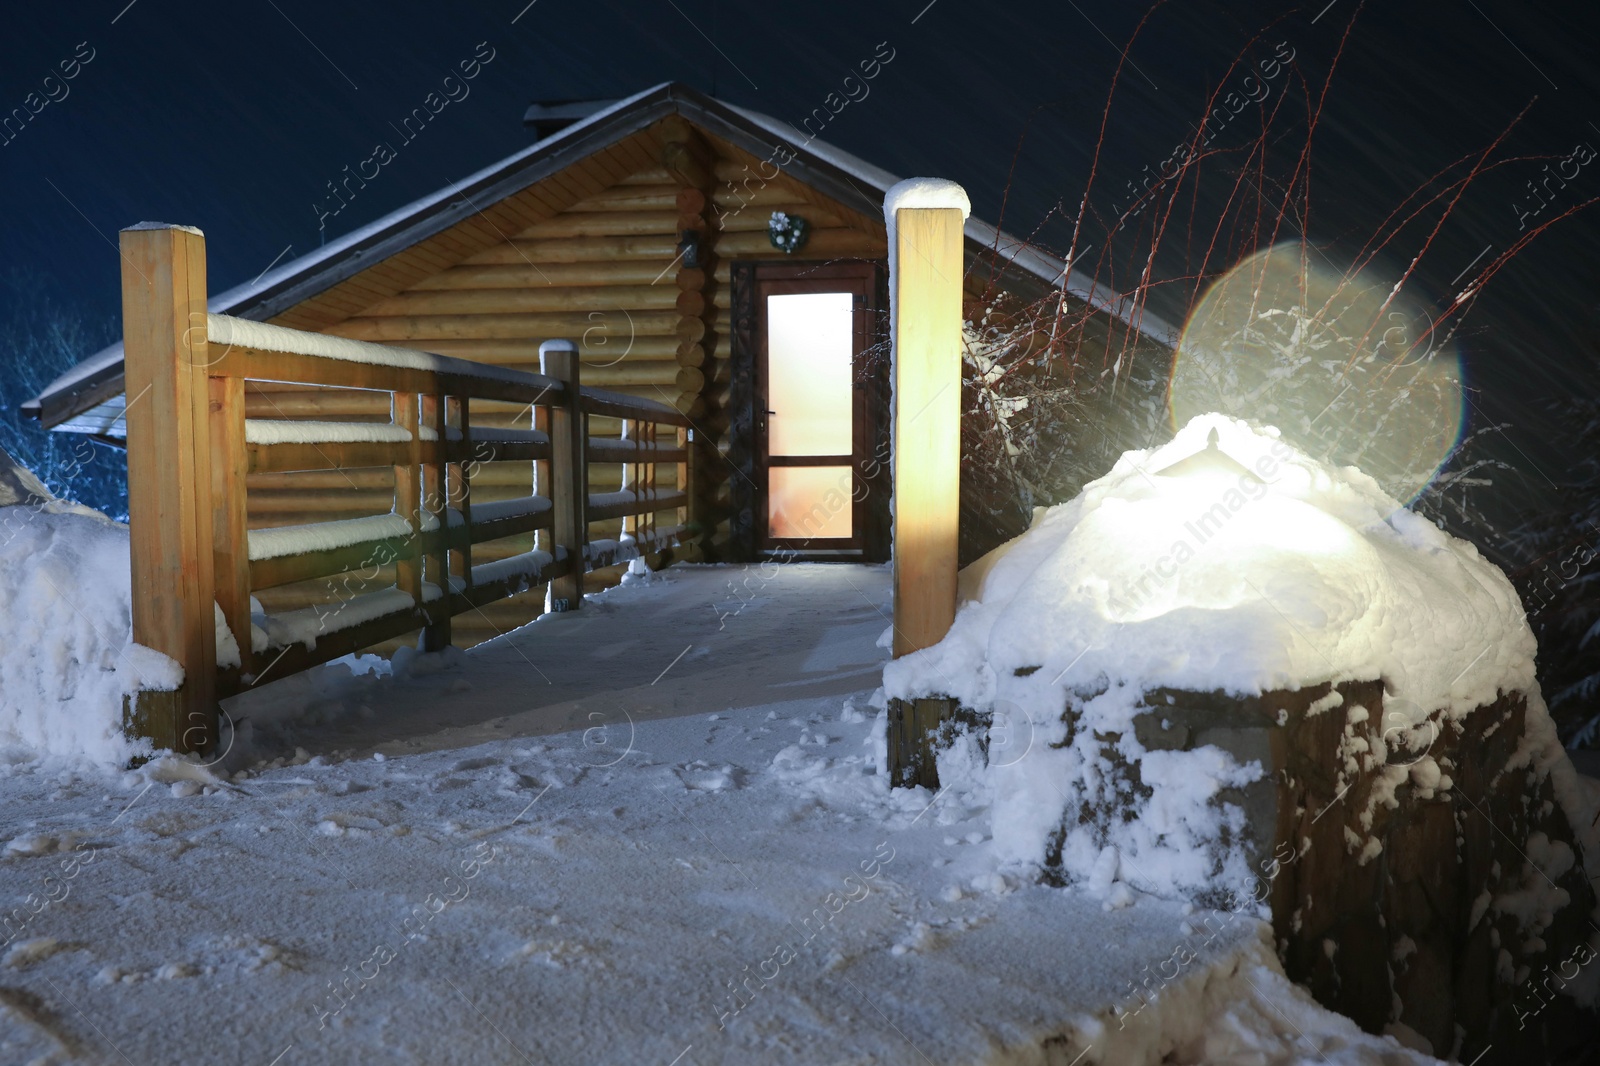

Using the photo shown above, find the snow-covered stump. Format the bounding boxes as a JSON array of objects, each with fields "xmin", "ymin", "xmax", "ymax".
[
  {"xmin": 886, "ymin": 696, "xmax": 959, "ymax": 788},
  {"xmin": 885, "ymin": 414, "xmax": 1600, "ymax": 1061},
  {"xmin": 1113, "ymin": 680, "xmax": 1599, "ymax": 1060}
]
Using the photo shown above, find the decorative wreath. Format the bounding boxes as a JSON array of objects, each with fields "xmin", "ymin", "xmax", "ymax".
[{"xmin": 767, "ymin": 211, "xmax": 810, "ymax": 254}]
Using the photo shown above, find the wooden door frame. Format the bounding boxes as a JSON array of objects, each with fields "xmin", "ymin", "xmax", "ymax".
[{"xmin": 728, "ymin": 259, "xmax": 889, "ymax": 563}]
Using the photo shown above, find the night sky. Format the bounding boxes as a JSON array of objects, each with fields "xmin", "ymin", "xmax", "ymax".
[{"xmin": 4, "ymin": 0, "xmax": 1599, "ymax": 537}]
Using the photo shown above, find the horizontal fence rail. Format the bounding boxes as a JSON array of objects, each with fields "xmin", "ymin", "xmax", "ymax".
[{"xmin": 120, "ymin": 223, "xmax": 693, "ymax": 753}]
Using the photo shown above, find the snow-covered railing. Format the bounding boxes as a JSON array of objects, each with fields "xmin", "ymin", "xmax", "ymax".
[{"xmin": 118, "ymin": 223, "xmax": 692, "ymax": 753}]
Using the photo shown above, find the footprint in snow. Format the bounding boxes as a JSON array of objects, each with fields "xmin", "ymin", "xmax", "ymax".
[
  {"xmin": 0, "ymin": 985, "xmax": 84, "ymax": 1056},
  {"xmin": 451, "ymin": 756, "xmax": 500, "ymax": 772},
  {"xmin": 674, "ymin": 762, "xmax": 741, "ymax": 792},
  {"xmin": 3, "ymin": 834, "xmax": 60, "ymax": 857},
  {"xmin": 3, "ymin": 938, "xmax": 65, "ymax": 969}
]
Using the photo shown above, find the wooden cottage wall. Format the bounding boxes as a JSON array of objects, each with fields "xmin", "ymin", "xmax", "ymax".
[
  {"xmin": 235, "ymin": 118, "xmax": 894, "ymax": 651},
  {"xmin": 232, "ymin": 112, "xmax": 1142, "ymax": 654}
]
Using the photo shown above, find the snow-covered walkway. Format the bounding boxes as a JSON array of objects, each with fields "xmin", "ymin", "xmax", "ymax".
[
  {"xmin": 234, "ymin": 561, "xmax": 900, "ymax": 759},
  {"xmin": 0, "ymin": 564, "xmax": 1434, "ymax": 1065}
]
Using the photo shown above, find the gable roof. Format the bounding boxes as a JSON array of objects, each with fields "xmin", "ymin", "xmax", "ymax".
[{"xmin": 24, "ymin": 82, "xmax": 1175, "ymax": 438}]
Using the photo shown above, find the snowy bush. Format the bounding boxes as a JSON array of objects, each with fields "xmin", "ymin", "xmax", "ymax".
[
  {"xmin": 1509, "ymin": 377, "xmax": 1600, "ymax": 746},
  {"xmin": 0, "ymin": 271, "xmax": 126, "ymax": 518}
]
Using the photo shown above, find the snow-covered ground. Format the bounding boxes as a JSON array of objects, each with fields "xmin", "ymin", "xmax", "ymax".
[{"xmin": 0, "ymin": 563, "xmax": 1439, "ymax": 1064}]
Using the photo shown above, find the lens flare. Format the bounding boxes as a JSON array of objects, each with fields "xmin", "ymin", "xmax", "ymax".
[{"xmin": 1168, "ymin": 242, "xmax": 1465, "ymax": 505}]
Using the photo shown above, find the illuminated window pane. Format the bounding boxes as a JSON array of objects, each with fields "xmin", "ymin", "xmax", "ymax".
[
  {"xmin": 767, "ymin": 292, "xmax": 853, "ymax": 456},
  {"xmin": 769, "ymin": 466, "xmax": 853, "ymax": 539}
]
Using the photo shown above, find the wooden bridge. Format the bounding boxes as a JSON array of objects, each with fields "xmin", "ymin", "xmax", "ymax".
[{"xmin": 118, "ymin": 191, "xmax": 967, "ymax": 765}]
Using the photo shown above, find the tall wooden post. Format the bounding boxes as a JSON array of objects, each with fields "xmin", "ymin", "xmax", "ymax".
[
  {"xmin": 542, "ymin": 339, "xmax": 587, "ymax": 611},
  {"xmin": 886, "ymin": 185, "xmax": 967, "ymax": 789},
  {"xmin": 121, "ymin": 222, "xmax": 218, "ymax": 754},
  {"xmin": 891, "ymin": 203, "xmax": 964, "ymax": 657}
]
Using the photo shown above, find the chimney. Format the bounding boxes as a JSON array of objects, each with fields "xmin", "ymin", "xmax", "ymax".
[{"xmin": 522, "ymin": 98, "xmax": 620, "ymax": 139}]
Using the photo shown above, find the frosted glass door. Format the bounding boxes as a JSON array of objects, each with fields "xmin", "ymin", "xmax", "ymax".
[
  {"xmin": 764, "ymin": 291, "xmax": 855, "ymax": 540},
  {"xmin": 766, "ymin": 292, "xmax": 854, "ymax": 456}
]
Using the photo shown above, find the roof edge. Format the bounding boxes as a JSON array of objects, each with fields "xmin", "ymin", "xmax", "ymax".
[{"xmin": 30, "ymin": 81, "xmax": 1177, "ymax": 429}]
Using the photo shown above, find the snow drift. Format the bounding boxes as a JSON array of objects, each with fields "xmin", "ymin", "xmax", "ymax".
[
  {"xmin": 886, "ymin": 413, "xmax": 1557, "ymax": 901},
  {"xmin": 0, "ymin": 499, "xmax": 174, "ymax": 765}
]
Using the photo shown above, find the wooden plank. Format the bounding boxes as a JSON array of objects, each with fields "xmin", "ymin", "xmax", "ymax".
[
  {"xmin": 446, "ymin": 437, "xmax": 550, "ymax": 464},
  {"xmin": 409, "ymin": 261, "xmax": 680, "ymax": 290},
  {"xmin": 120, "ymin": 223, "xmax": 218, "ymax": 753},
  {"xmin": 469, "ymin": 506, "xmax": 553, "ymax": 544},
  {"xmin": 249, "ymin": 530, "xmax": 434, "ymax": 591},
  {"xmin": 247, "ymin": 468, "xmax": 392, "ymax": 491},
  {"xmin": 587, "ymin": 491, "xmax": 688, "ymax": 522},
  {"xmin": 333, "ymin": 309, "xmax": 681, "ymax": 342},
  {"xmin": 247, "ymin": 439, "xmax": 412, "ymax": 474},
  {"xmin": 451, "ymin": 553, "xmax": 571, "ymax": 613},
  {"xmin": 519, "ymin": 210, "xmax": 681, "ymax": 238},
  {"xmin": 578, "ymin": 390, "xmax": 691, "ymax": 426},
  {"xmin": 891, "ymin": 205, "xmax": 964, "ymax": 659},
  {"xmin": 408, "ymin": 336, "xmax": 684, "ymax": 362},
  {"xmin": 246, "ymin": 604, "xmax": 432, "ymax": 688},
  {"xmin": 221, "ymin": 345, "xmax": 574, "ymax": 411},
  {"xmin": 248, "ymin": 494, "xmax": 395, "ymax": 516},
  {"xmin": 586, "ymin": 438, "xmax": 687, "ymax": 463},
  {"xmin": 677, "ymin": 425, "xmax": 691, "ymax": 543},
  {"xmin": 715, "ymin": 205, "xmax": 849, "ymax": 232},
  {"xmin": 543, "ymin": 340, "xmax": 587, "ymax": 612},
  {"xmin": 533, "ymin": 402, "xmax": 551, "ymax": 557},
  {"xmin": 566, "ymin": 187, "xmax": 679, "ymax": 212},
  {"xmin": 358, "ymin": 284, "xmax": 681, "ymax": 317},
  {"xmin": 712, "ymin": 228, "xmax": 885, "ymax": 258},
  {"xmin": 219, "ymin": 346, "xmax": 439, "ymax": 392},
  {"xmin": 244, "ymin": 389, "xmax": 391, "ymax": 419},
  {"xmin": 392, "ymin": 391, "xmax": 424, "ymax": 606},
  {"xmin": 620, "ymin": 166, "xmax": 674, "ymax": 185},
  {"xmin": 211, "ymin": 375, "xmax": 252, "ymax": 677},
  {"xmin": 421, "ymin": 392, "xmax": 451, "ymax": 650},
  {"xmin": 466, "ymin": 235, "xmax": 682, "ymax": 264}
]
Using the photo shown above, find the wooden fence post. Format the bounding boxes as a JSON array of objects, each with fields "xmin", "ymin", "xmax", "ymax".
[
  {"xmin": 120, "ymin": 222, "xmax": 219, "ymax": 754},
  {"xmin": 890, "ymin": 199, "xmax": 964, "ymax": 656},
  {"xmin": 393, "ymin": 391, "xmax": 424, "ymax": 614},
  {"xmin": 542, "ymin": 339, "xmax": 587, "ymax": 611},
  {"xmin": 886, "ymin": 185, "xmax": 967, "ymax": 788},
  {"xmin": 420, "ymin": 391, "xmax": 451, "ymax": 651},
  {"xmin": 211, "ymin": 374, "xmax": 250, "ymax": 683}
]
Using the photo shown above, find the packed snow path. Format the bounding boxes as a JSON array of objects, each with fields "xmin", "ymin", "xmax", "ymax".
[
  {"xmin": 233, "ymin": 562, "xmax": 903, "ymax": 759},
  {"xmin": 0, "ymin": 565, "xmax": 1434, "ymax": 1064}
]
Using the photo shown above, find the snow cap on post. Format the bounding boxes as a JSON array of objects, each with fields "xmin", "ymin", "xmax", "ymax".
[
  {"xmin": 125, "ymin": 221, "xmax": 206, "ymax": 236},
  {"xmin": 883, "ymin": 178, "xmax": 972, "ymax": 222}
]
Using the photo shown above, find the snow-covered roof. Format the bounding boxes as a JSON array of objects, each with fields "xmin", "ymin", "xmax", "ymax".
[{"xmin": 25, "ymin": 82, "xmax": 1176, "ymax": 437}]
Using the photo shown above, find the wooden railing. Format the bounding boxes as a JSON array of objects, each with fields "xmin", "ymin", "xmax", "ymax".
[{"xmin": 119, "ymin": 223, "xmax": 691, "ymax": 753}]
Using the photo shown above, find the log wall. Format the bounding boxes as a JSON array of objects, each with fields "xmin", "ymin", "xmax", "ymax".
[
  {"xmin": 247, "ymin": 114, "xmax": 1137, "ymax": 652},
  {"xmin": 253, "ymin": 120, "xmax": 894, "ymax": 650}
]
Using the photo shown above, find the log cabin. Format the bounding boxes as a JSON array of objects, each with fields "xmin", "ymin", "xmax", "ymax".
[{"xmin": 25, "ymin": 82, "xmax": 1173, "ymax": 652}]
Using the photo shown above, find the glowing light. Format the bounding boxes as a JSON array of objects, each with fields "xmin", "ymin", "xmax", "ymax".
[{"xmin": 1169, "ymin": 242, "xmax": 1465, "ymax": 505}]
